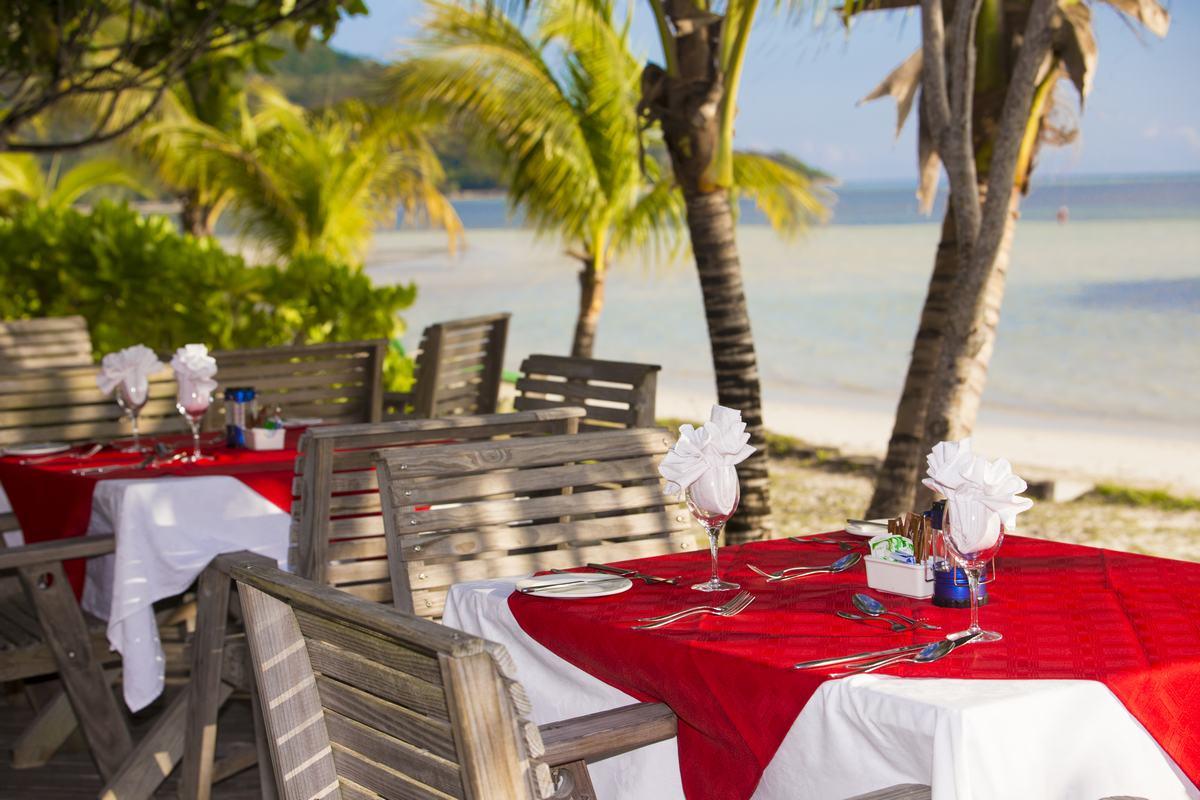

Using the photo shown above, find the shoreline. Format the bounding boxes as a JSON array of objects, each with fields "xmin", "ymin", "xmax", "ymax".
[{"xmin": 656, "ymin": 380, "xmax": 1200, "ymax": 496}]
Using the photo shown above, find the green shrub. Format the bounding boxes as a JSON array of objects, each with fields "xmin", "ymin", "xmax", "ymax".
[{"xmin": 0, "ymin": 201, "xmax": 416, "ymax": 389}]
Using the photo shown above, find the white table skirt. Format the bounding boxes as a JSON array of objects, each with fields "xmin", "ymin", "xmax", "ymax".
[
  {"xmin": 444, "ymin": 579, "xmax": 1200, "ymax": 800},
  {"xmin": 80, "ymin": 476, "xmax": 290, "ymax": 711}
]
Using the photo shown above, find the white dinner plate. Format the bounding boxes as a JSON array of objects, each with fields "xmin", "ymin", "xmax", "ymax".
[
  {"xmin": 515, "ymin": 573, "xmax": 633, "ymax": 599},
  {"xmin": 2, "ymin": 441, "xmax": 72, "ymax": 457},
  {"xmin": 846, "ymin": 518, "xmax": 891, "ymax": 537}
]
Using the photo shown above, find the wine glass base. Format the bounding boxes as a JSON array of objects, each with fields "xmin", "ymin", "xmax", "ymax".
[
  {"xmin": 692, "ymin": 579, "xmax": 740, "ymax": 592},
  {"xmin": 119, "ymin": 444, "xmax": 146, "ymax": 453},
  {"xmin": 184, "ymin": 454, "xmax": 215, "ymax": 464},
  {"xmin": 947, "ymin": 629, "xmax": 1002, "ymax": 643}
]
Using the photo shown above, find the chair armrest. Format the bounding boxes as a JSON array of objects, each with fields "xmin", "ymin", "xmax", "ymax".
[
  {"xmin": 538, "ymin": 702, "xmax": 676, "ymax": 766},
  {"xmin": 0, "ymin": 534, "xmax": 115, "ymax": 571}
]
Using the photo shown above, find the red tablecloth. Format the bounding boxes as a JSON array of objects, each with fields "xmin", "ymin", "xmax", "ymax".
[
  {"xmin": 508, "ymin": 534, "xmax": 1200, "ymax": 799},
  {"xmin": 0, "ymin": 433, "xmax": 299, "ymax": 592}
]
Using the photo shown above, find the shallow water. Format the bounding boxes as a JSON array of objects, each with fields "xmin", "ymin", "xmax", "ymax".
[{"xmin": 367, "ymin": 211, "xmax": 1199, "ymax": 432}]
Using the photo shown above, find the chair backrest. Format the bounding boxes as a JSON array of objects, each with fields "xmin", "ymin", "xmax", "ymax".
[
  {"xmin": 514, "ymin": 354, "xmax": 661, "ymax": 430},
  {"xmin": 376, "ymin": 428, "xmax": 692, "ymax": 619},
  {"xmin": 213, "ymin": 339, "xmax": 387, "ymax": 427},
  {"xmin": 0, "ymin": 365, "xmax": 185, "ymax": 447},
  {"xmin": 290, "ymin": 407, "xmax": 586, "ymax": 604},
  {"xmin": 233, "ymin": 562, "xmax": 553, "ymax": 800},
  {"xmin": 0, "ymin": 316, "xmax": 94, "ymax": 372},
  {"xmin": 410, "ymin": 313, "xmax": 509, "ymax": 418}
]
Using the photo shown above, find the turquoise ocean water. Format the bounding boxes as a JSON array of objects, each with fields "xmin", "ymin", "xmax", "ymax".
[{"xmin": 367, "ymin": 175, "xmax": 1200, "ymax": 435}]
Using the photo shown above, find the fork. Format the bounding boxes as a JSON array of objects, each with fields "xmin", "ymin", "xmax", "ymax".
[
  {"xmin": 632, "ymin": 591, "xmax": 754, "ymax": 630},
  {"xmin": 746, "ymin": 555, "xmax": 860, "ymax": 582},
  {"xmin": 788, "ymin": 536, "xmax": 854, "ymax": 552},
  {"xmin": 20, "ymin": 442, "xmax": 105, "ymax": 465}
]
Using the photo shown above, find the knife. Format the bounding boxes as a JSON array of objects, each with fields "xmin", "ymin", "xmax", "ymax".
[
  {"xmin": 792, "ymin": 641, "xmax": 933, "ymax": 670},
  {"xmin": 517, "ymin": 577, "xmax": 629, "ymax": 595},
  {"xmin": 586, "ymin": 563, "xmax": 680, "ymax": 585}
]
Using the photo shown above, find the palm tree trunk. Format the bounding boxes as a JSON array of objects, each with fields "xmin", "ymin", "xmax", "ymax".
[
  {"xmin": 683, "ymin": 189, "xmax": 771, "ymax": 542},
  {"xmin": 866, "ymin": 208, "xmax": 959, "ymax": 518},
  {"xmin": 915, "ymin": 187, "xmax": 1021, "ymax": 510},
  {"xmin": 179, "ymin": 190, "xmax": 213, "ymax": 238},
  {"xmin": 571, "ymin": 258, "xmax": 605, "ymax": 359}
]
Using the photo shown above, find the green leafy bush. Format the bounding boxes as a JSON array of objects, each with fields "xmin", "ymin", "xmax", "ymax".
[{"xmin": 0, "ymin": 201, "xmax": 416, "ymax": 389}]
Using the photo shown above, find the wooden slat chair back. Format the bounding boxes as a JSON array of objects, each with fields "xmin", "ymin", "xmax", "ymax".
[
  {"xmin": 0, "ymin": 316, "xmax": 94, "ymax": 372},
  {"xmin": 387, "ymin": 313, "xmax": 510, "ymax": 419},
  {"xmin": 290, "ymin": 407, "xmax": 586, "ymax": 605},
  {"xmin": 514, "ymin": 354, "xmax": 661, "ymax": 430},
  {"xmin": 213, "ymin": 339, "xmax": 387, "ymax": 428},
  {"xmin": 0, "ymin": 365, "xmax": 185, "ymax": 447},
  {"xmin": 233, "ymin": 561, "xmax": 556, "ymax": 800},
  {"xmin": 376, "ymin": 428, "xmax": 693, "ymax": 619}
]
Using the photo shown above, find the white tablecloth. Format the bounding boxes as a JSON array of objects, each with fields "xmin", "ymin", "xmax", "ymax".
[
  {"xmin": 79, "ymin": 476, "xmax": 290, "ymax": 711},
  {"xmin": 444, "ymin": 579, "xmax": 1199, "ymax": 800}
]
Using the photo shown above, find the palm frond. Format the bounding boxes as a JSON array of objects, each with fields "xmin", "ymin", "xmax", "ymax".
[{"xmin": 732, "ymin": 152, "xmax": 833, "ymax": 236}]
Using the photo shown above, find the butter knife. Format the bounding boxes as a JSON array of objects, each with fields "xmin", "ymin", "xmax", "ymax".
[
  {"xmin": 517, "ymin": 576, "xmax": 628, "ymax": 595},
  {"xmin": 585, "ymin": 563, "xmax": 680, "ymax": 585},
  {"xmin": 792, "ymin": 642, "xmax": 933, "ymax": 670}
]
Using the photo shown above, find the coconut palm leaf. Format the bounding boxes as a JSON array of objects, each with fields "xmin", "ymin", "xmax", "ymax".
[
  {"xmin": 732, "ymin": 152, "xmax": 833, "ymax": 236},
  {"xmin": 0, "ymin": 153, "xmax": 151, "ymax": 213}
]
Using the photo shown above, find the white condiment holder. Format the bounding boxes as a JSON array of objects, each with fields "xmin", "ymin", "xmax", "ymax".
[
  {"xmin": 864, "ymin": 555, "xmax": 934, "ymax": 599},
  {"xmin": 247, "ymin": 427, "xmax": 285, "ymax": 451}
]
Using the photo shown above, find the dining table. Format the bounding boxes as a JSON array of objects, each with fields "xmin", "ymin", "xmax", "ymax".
[
  {"xmin": 444, "ymin": 532, "xmax": 1200, "ymax": 800},
  {"xmin": 0, "ymin": 433, "xmax": 300, "ymax": 711}
]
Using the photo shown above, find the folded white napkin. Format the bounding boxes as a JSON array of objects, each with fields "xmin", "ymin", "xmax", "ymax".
[
  {"xmin": 659, "ymin": 405, "xmax": 756, "ymax": 515},
  {"xmin": 922, "ymin": 438, "xmax": 1033, "ymax": 554},
  {"xmin": 96, "ymin": 344, "xmax": 164, "ymax": 400},
  {"xmin": 170, "ymin": 344, "xmax": 218, "ymax": 412}
]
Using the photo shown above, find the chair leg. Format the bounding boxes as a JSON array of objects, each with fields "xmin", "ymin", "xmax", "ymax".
[
  {"xmin": 12, "ymin": 668, "xmax": 120, "ymax": 768},
  {"xmin": 18, "ymin": 562, "xmax": 132, "ymax": 781},
  {"xmin": 550, "ymin": 760, "xmax": 597, "ymax": 800},
  {"xmin": 179, "ymin": 562, "xmax": 233, "ymax": 800},
  {"xmin": 248, "ymin": 654, "xmax": 279, "ymax": 800}
]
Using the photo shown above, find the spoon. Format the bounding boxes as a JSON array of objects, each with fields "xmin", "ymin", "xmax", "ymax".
[
  {"xmin": 836, "ymin": 610, "xmax": 906, "ymax": 632},
  {"xmin": 749, "ymin": 553, "xmax": 862, "ymax": 583},
  {"xmin": 828, "ymin": 638, "xmax": 959, "ymax": 678},
  {"xmin": 852, "ymin": 592, "xmax": 941, "ymax": 631}
]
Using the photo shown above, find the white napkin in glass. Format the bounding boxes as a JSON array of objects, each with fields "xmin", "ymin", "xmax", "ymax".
[
  {"xmin": 922, "ymin": 438, "xmax": 1033, "ymax": 553},
  {"xmin": 96, "ymin": 344, "xmax": 164, "ymax": 399},
  {"xmin": 170, "ymin": 344, "xmax": 218, "ymax": 412},
  {"xmin": 658, "ymin": 404, "xmax": 756, "ymax": 515}
]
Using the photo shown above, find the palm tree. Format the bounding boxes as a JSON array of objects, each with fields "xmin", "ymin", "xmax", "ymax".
[
  {"xmin": 0, "ymin": 152, "xmax": 152, "ymax": 215},
  {"xmin": 854, "ymin": 0, "xmax": 1169, "ymax": 517},
  {"xmin": 153, "ymin": 84, "xmax": 462, "ymax": 262},
  {"xmin": 389, "ymin": 0, "xmax": 827, "ymax": 361}
]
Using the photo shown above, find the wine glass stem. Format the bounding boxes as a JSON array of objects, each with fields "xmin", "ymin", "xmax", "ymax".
[
  {"xmin": 706, "ymin": 524, "xmax": 722, "ymax": 585},
  {"xmin": 966, "ymin": 567, "xmax": 982, "ymax": 635},
  {"xmin": 189, "ymin": 419, "xmax": 202, "ymax": 461},
  {"xmin": 130, "ymin": 412, "xmax": 140, "ymax": 450}
]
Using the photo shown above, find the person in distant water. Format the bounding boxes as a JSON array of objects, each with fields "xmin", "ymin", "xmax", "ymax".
[{"xmin": 1057, "ymin": 205, "xmax": 1070, "ymax": 224}]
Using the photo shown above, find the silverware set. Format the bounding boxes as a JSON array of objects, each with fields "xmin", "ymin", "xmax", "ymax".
[
  {"xmin": 19, "ymin": 442, "xmax": 106, "ymax": 465},
  {"xmin": 788, "ymin": 536, "xmax": 856, "ymax": 552},
  {"xmin": 632, "ymin": 591, "xmax": 754, "ymax": 630},
  {"xmin": 747, "ymin": 553, "xmax": 862, "ymax": 582},
  {"xmin": 518, "ymin": 576, "xmax": 630, "ymax": 595},
  {"xmin": 585, "ymin": 563, "xmax": 681, "ymax": 585},
  {"xmin": 794, "ymin": 631, "xmax": 981, "ymax": 677},
  {"xmin": 71, "ymin": 443, "xmax": 187, "ymax": 475}
]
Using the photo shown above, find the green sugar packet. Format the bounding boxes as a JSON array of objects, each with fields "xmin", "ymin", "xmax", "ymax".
[{"xmin": 868, "ymin": 533, "xmax": 916, "ymax": 564}]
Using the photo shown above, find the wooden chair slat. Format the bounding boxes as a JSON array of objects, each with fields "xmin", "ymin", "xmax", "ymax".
[
  {"xmin": 403, "ymin": 456, "xmax": 661, "ymax": 506},
  {"xmin": 391, "ymin": 313, "xmax": 508, "ymax": 420},
  {"xmin": 514, "ymin": 354, "xmax": 660, "ymax": 430},
  {"xmin": 295, "ymin": 609, "xmax": 443, "ymax": 686},
  {"xmin": 316, "ymin": 676, "xmax": 457, "ymax": 761},
  {"xmin": 326, "ymin": 538, "xmax": 388, "ymax": 563},
  {"xmin": 514, "ymin": 378, "xmax": 636, "ymax": 405},
  {"xmin": 0, "ymin": 316, "xmax": 94, "ymax": 371},
  {"xmin": 331, "ymin": 745, "xmax": 459, "ymax": 800},
  {"xmin": 324, "ymin": 710, "xmax": 463, "ymax": 797}
]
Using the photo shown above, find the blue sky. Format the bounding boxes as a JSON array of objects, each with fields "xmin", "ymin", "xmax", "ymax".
[{"xmin": 330, "ymin": 1, "xmax": 1200, "ymax": 182}]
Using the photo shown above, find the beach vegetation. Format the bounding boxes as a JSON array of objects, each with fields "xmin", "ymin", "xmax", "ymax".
[
  {"xmin": 387, "ymin": 0, "xmax": 826, "ymax": 362},
  {"xmin": 0, "ymin": 0, "xmax": 365, "ymax": 152},
  {"xmin": 1088, "ymin": 484, "xmax": 1200, "ymax": 514},
  {"xmin": 854, "ymin": 0, "xmax": 1170, "ymax": 518},
  {"xmin": 0, "ymin": 152, "xmax": 153, "ymax": 215},
  {"xmin": 0, "ymin": 201, "xmax": 418, "ymax": 389}
]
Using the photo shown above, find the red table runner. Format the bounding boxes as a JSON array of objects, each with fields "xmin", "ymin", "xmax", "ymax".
[
  {"xmin": 508, "ymin": 534, "xmax": 1200, "ymax": 799},
  {"xmin": 0, "ymin": 433, "xmax": 299, "ymax": 593}
]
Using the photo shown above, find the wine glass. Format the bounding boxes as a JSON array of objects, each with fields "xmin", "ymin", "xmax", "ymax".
[
  {"xmin": 176, "ymin": 383, "xmax": 214, "ymax": 463},
  {"xmin": 115, "ymin": 382, "xmax": 149, "ymax": 453},
  {"xmin": 686, "ymin": 465, "xmax": 740, "ymax": 592},
  {"xmin": 942, "ymin": 504, "xmax": 1005, "ymax": 642}
]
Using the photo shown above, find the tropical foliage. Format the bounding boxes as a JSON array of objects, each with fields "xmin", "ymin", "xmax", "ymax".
[
  {"xmin": 389, "ymin": 0, "xmax": 827, "ymax": 361},
  {"xmin": 0, "ymin": 153, "xmax": 152, "ymax": 216},
  {"xmin": 0, "ymin": 201, "xmax": 418, "ymax": 389},
  {"xmin": 141, "ymin": 84, "xmax": 462, "ymax": 262}
]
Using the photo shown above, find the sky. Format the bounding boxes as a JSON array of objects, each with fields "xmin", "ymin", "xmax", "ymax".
[{"xmin": 330, "ymin": 1, "xmax": 1200, "ymax": 182}]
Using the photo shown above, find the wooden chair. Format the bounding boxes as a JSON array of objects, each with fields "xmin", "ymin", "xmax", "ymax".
[
  {"xmin": 0, "ymin": 316, "xmax": 94, "ymax": 372},
  {"xmin": 384, "ymin": 313, "xmax": 509, "ymax": 419},
  {"xmin": 514, "ymin": 354, "xmax": 661, "ymax": 430},
  {"xmin": 232, "ymin": 559, "xmax": 677, "ymax": 799},
  {"xmin": 0, "ymin": 364, "xmax": 184, "ymax": 448},
  {"xmin": 213, "ymin": 339, "xmax": 388, "ymax": 427},
  {"xmin": 290, "ymin": 407, "xmax": 586, "ymax": 605},
  {"xmin": 0, "ymin": 536, "xmax": 130, "ymax": 780},
  {"xmin": 376, "ymin": 428, "xmax": 693, "ymax": 619}
]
